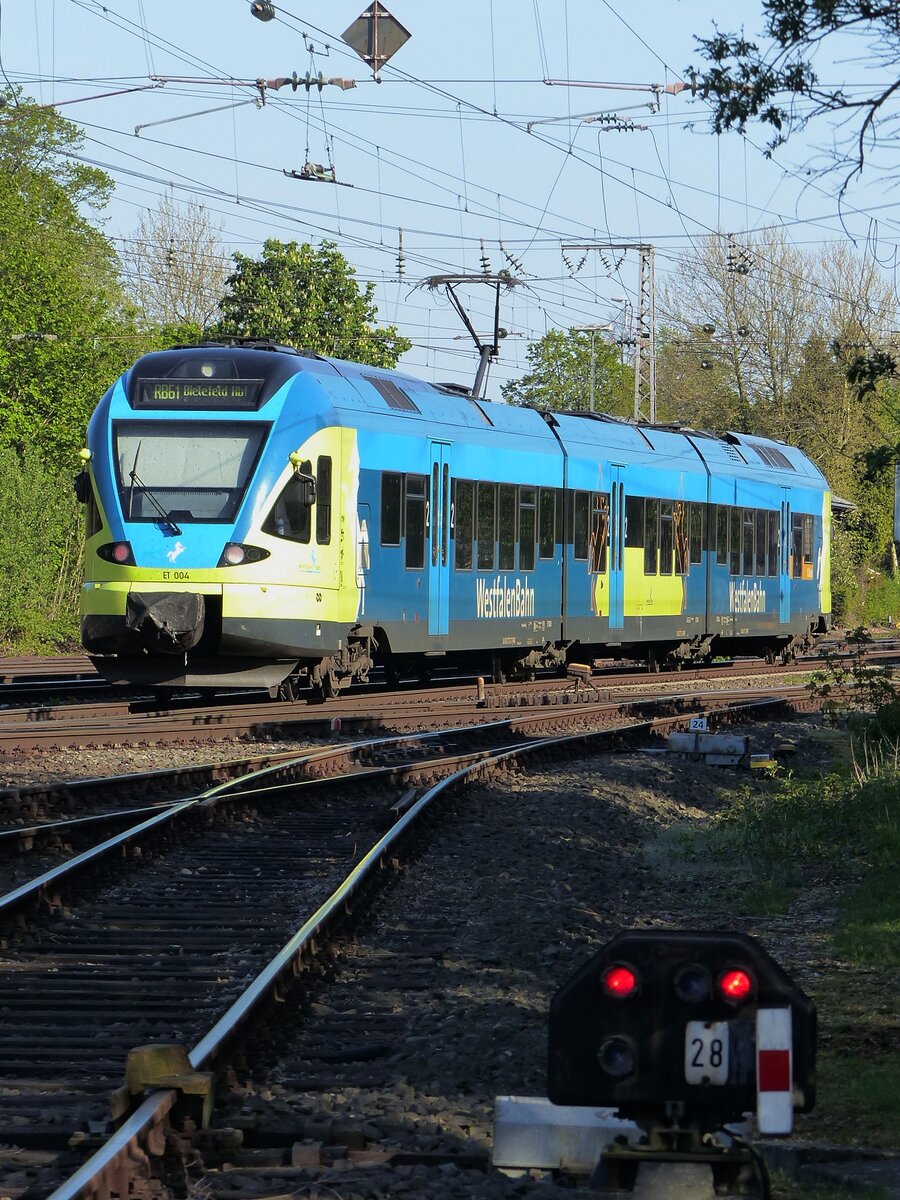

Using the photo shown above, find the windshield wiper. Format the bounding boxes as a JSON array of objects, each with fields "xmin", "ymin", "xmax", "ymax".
[
  {"xmin": 128, "ymin": 464, "xmax": 182, "ymax": 535},
  {"xmin": 127, "ymin": 442, "xmax": 141, "ymax": 521}
]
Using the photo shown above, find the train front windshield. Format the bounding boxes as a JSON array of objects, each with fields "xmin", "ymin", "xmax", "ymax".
[{"xmin": 113, "ymin": 421, "xmax": 268, "ymax": 523}]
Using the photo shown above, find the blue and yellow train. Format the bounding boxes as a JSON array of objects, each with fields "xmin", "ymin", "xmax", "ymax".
[{"xmin": 77, "ymin": 339, "xmax": 832, "ymax": 697}]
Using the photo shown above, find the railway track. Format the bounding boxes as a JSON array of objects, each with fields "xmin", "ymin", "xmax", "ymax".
[
  {"xmin": 0, "ymin": 642, "xmax": 883, "ymax": 755},
  {"xmin": 0, "ymin": 690, "xmax": 806, "ymax": 1199},
  {"xmin": 0, "ymin": 675, "xmax": 815, "ymax": 880}
]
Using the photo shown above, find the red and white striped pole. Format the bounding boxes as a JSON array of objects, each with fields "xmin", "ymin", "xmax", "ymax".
[{"xmin": 756, "ymin": 1007, "xmax": 793, "ymax": 1134}]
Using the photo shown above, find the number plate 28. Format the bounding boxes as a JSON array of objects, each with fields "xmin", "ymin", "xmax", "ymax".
[{"xmin": 685, "ymin": 1020, "xmax": 729, "ymax": 1085}]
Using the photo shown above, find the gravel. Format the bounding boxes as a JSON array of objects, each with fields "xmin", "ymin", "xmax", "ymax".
[{"xmin": 5, "ymin": 716, "xmax": 880, "ymax": 1199}]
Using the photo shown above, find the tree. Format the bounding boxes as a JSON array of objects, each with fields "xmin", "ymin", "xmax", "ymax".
[
  {"xmin": 501, "ymin": 328, "xmax": 633, "ymax": 415},
  {"xmin": 0, "ymin": 445, "xmax": 81, "ymax": 650},
  {"xmin": 656, "ymin": 229, "xmax": 896, "ymax": 445},
  {"xmin": 0, "ymin": 91, "xmax": 136, "ymax": 460},
  {"xmin": 658, "ymin": 229, "xmax": 900, "ymax": 613},
  {"xmin": 121, "ymin": 192, "xmax": 230, "ymax": 331},
  {"xmin": 690, "ymin": 3, "xmax": 900, "ymax": 188},
  {"xmin": 211, "ymin": 239, "xmax": 410, "ymax": 367}
]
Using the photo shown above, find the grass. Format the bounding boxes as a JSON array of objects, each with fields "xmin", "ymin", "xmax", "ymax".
[
  {"xmin": 771, "ymin": 1173, "xmax": 889, "ymax": 1200},
  {"xmin": 657, "ymin": 721, "xmax": 899, "ymax": 1150}
]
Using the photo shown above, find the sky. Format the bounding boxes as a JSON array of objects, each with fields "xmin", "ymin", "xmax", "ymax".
[{"xmin": 4, "ymin": 0, "xmax": 899, "ymax": 396}]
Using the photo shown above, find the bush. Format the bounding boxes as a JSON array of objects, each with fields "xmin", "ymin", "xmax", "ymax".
[
  {"xmin": 0, "ymin": 446, "xmax": 83, "ymax": 651},
  {"xmin": 857, "ymin": 571, "xmax": 900, "ymax": 626}
]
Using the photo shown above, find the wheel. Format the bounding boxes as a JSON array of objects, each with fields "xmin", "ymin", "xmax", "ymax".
[
  {"xmin": 277, "ymin": 675, "xmax": 301, "ymax": 702},
  {"xmin": 320, "ymin": 669, "xmax": 339, "ymax": 700},
  {"xmin": 491, "ymin": 653, "xmax": 506, "ymax": 685}
]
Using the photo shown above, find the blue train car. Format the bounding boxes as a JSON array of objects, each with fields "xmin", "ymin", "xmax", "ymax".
[{"xmin": 77, "ymin": 341, "xmax": 831, "ymax": 696}]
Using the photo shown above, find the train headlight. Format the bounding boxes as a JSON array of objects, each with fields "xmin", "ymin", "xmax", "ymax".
[
  {"xmin": 217, "ymin": 543, "xmax": 270, "ymax": 567},
  {"xmin": 97, "ymin": 542, "xmax": 135, "ymax": 565}
]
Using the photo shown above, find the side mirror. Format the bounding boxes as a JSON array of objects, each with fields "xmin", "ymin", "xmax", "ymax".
[{"xmin": 296, "ymin": 470, "xmax": 317, "ymax": 507}]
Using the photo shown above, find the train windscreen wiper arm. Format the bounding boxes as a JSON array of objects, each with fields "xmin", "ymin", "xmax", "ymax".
[{"xmin": 128, "ymin": 468, "xmax": 182, "ymax": 535}]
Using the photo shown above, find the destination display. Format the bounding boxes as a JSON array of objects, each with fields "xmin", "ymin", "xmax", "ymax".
[{"xmin": 134, "ymin": 377, "xmax": 265, "ymax": 410}]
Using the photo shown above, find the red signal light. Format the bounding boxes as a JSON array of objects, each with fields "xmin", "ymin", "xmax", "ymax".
[
  {"xmin": 718, "ymin": 968, "xmax": 753, "ymax": 1002},
  {"xmin": 601, "ymin": 964, "xmax": 638, "ymax": 999}
]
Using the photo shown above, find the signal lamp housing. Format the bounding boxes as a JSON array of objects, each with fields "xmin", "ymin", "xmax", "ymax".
[
  {"xmin": 597, "ymin": 1036, "xmax": 636, "ymax": 1078},
  {"xmin": 601, "ymin": 964, "xmax": 638, "ymax": 1000},
  {"xmin": 674, "ymin": 964, "xmax": 711, "ymax": 1004},
  {"xmin": 717, "ymin": 968, "xmax": 754, "ymax": 1004}
]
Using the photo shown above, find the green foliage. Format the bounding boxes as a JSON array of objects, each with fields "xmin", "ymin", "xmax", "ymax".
[
  {"xmin": 501, "ymin": 328, "xmax": 633, "ymax": 414},
  {"xmin": 689, "ymin": 4, "xmax": 900, "ymax": 183},
  {"xmin": 211, "ymin": 239, "xmax": 410, "ymax": 368},
  {"xmin": 0, "ymin": 446, "xmax": 81, "ymax": 650},
  {"xmin": 809, "ymin": 626, "xmax": 900, "ymax": 717},
  {"xmin": 0, "ymin": 91, "xmax": 137, "ymax": 461}
]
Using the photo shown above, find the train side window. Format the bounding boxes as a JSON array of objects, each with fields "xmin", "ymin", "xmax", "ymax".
[
  {"xmin": 405, "ymin": 474, "xmax": 426, "ymax": 569},
  {"xmin": 477, "ymin": 482, "xmax": 496, "ymax": 570},
  {"xmin": 742, "ymin": 508, "xmax": 754, "ymax": 575},
  {"xmin": 625, "ymin": 496, "xmax": 644, "ymax": 547},
  {"xmin": 431, "ymin": 465, "xmax": 439, "ymax": 567},
  {"xmin": 755, "ymin": 510, "xmax": 767, "ymax": 576},
  {"xmin": 717, "ymin": 505, "xmax": 729, "ymax": 566},
  {"xmin": 539, "ymin": 488, "xmax": 556, "ymax": 559},
  {"xmin": 790, "ymin": 513, "xmax": 804, "ymax": 578},
  {"xmin": 263, "ymin": 459, "xmax": 312, "ymax": 543},
  {"xmin": 86, "ymin": 488, "xmax": 102, "ymax": 539},
  {"xmin": 315, "ymin": 456, "xmax": 332, "ymax": 545},
  {"xmin": 573, "ymin": 491, "xmax": 590, "ymax": 560},
  {"xmin": 442, "ymin": 463, "xmax": 450, "ymax": 567},
  {"xmin": 768, "ymin": 511, "xmax": 779, "ymax": 576},
  {"xmin": 381, "ymin": 472, "xmax": 402, "ymax": 546},
  {"xmin": 729, "ymin": 508, "xmax": 741, "ymax": 575},
  {"xmin": 659, "ymin": 501, "xmax": 674, "ymax": 576},
  {"xmin": 802, "ymin": 513, "xmax": 814, "ymax": 578},
  {"xmin": 644, "ymin": 498, "xmax": 659, "ymax": 574},
  {"xmin": 690, "ymin": 503, "xmax": 703, "ymax": 564},
  {"xmin": 498, "ymin": 483, "xmax": 517, "ymax": 569},
  {"xmin": 674, "ymin": 501, "xmax": 688, "ymax": 575},
  {"xmin": 454, "ymin": 479, "xmax": 474, "ymax": 571},
  {"xmin": 590, "ymin": 492, "xmax": 610, "ymax": 574},
  {"xmin": 519, "ymin": 486, "xmax": 536, "ymax": 571}
]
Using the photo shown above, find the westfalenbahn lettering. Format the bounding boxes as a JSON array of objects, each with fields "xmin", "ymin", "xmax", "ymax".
[
  {"xmin": 729, "ymin": 580, "xmax": 766, "ymax": 613},
  {"xmin": 476, "ymin": 575, "xmax": 536, "ymax": 619}
]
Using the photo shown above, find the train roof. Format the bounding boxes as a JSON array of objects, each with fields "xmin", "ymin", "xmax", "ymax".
[{"xmin": 124, "ymin": 343, "xmax": 829, "ymax": 488}]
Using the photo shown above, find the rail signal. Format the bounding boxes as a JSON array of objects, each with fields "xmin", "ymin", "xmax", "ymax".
[{"xmin": 548, "ymin": 929, "xmax": 816, "ymax": 1133}]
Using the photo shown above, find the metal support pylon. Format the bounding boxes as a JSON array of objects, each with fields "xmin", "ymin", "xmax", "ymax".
[
  {"xmin": 561, "ymin": 240, "xmax": 657, "ymax": 423},
  {"xmin": 634, "ymin": 244, "xmax": 656, "ymax": 423}
]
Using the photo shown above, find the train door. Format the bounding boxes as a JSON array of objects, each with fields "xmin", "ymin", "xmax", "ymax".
[
  {"xmin": 779, "ymin": 489, "xmax": 791, "ymax": 625},
  {"xmin": 609, "ymin": 466, "xmax": 625, "ymax": 630},
  {"xmin": 428, "ymin": 442, "xmax": 451, "ymax": 636},
  {"xmin": 355, "ymin": 502, "xmax": 371, "ymax": 619}
]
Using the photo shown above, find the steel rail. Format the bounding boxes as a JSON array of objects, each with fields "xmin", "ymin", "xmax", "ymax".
[
  {"xmin": 46, "ymin": 692, "xmax": 792, "ymax": 1200},
  {"xmin": 0, "ymin": 722, "xmax": 515, "ymax": 919},
  {"xmin": 0, "ymin": 798, "xmax": 182, "ymax": 843},
  {"xmin": 0, "ymin": 689, "xmax": 805, "ymax": 918}
]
